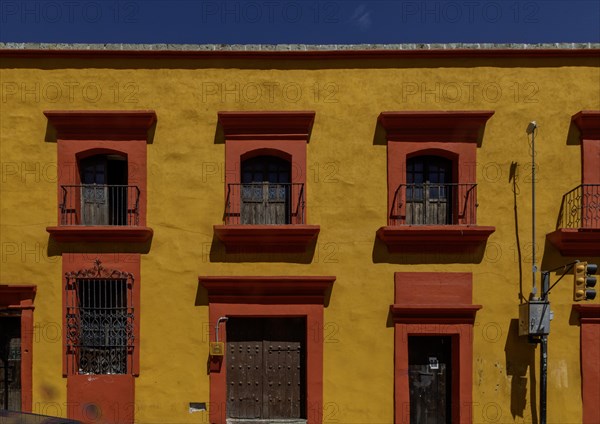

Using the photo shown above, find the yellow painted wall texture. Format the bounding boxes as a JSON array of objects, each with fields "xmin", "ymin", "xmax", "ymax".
[{"xmin": 1, "ymin": 55, "xmax": 599, "ymax": 423}]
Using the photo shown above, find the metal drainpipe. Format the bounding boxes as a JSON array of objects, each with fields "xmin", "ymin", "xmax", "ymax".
[{"xmin": 215, "ymin": 316, "xmax": 229, "ymax": 342}]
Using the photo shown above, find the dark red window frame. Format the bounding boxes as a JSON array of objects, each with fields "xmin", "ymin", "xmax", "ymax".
[
  {"xmin": 213, "ymin": 111, "xmax": 320, "ymax": 253},
  {"xmin": 44, "ymin": 110, "xmax": 156, "ymax": 243},
  {"xmin": 376, "ymin": 111, "xmax": 496, "ymax": 254}
]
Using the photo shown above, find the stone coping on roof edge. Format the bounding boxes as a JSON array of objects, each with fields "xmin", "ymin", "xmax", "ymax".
[{"xmin": 1, "ymin": 42, "xmax": 599, "ymax": 51}]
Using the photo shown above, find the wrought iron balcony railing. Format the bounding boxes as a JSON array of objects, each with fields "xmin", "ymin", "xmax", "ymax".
[
  {"xmin": 390, "ymin": 183, "xmax": 478, "ymax": 225},
  {"xmin": 556, "ymin": 184, "xmax": 600, "ymax": 229},
  {"xmin": 224, "ymin": 183, "xmax": 305, "ymax": 225},
  {"xmin": 59, "ymin": 185, "xmax": 140, "ymax": 226}
]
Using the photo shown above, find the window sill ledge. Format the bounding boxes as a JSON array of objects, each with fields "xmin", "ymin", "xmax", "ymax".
[
  {"xmin": 546, "ymin": 228, "xmax": 600, "ymax": 256},
  {"xmin": 376, "ymin": 225, "xmax": 495, "ymax": 253},
  {"xmin": 46, "ymin": 226, "xmax": 153, "ymax": 243},
  {"xmin": 214, "ymin": 225, "xmax": 320, "ymax": 253}
]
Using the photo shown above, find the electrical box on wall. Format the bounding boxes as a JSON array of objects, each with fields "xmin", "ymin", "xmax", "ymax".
[
  {"xmin": 519, "ymin": 301, "xmax": 551, "ymax": 336},
  {"xmin": 209, "ymin": 342, "xmax": 224, "ymax": 356}
]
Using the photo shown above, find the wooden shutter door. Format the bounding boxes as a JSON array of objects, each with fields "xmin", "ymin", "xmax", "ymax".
[
  {"xmin": 80, "ymin": 157, "xmax": 109, "ymax": 225},
  {"xmin": 406, "ymin": 157, "xmax": 452, "ymax": 225},
  {"xmin": 241, "ymin": 156, "xmax": 291, "ymax": 225}
]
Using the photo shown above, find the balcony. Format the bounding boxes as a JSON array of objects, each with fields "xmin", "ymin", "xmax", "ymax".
[
  {"xmin": 58, "ymin": 185, "xmax": 140, "ymax": 226},
  {"xmin": 224, "ymin": 183, "xmax": 305, "ymax": 225},
  {"xmin": 390, "ymin": 183, "xmax": 478, "ymax": 226},
  {"xmin": 214, "ymin": 183, "xmax": 320, "ymax": 253},
  {"xmin": 46, "ymin": 185, "xmax": 153, "ymax": 243},
  {"xmin": 377, "ymin": 182, "xmax": 495, "ymax": 253},
  {"xmin": 547, "ymin": 184, "xmax": 600, "ymax": 256}
]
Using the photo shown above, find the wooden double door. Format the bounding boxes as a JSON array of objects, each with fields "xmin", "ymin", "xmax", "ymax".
[
  {"xmin": 406, "ymin": 156, "xmax": 453, "ymax": 225},
  {"xmin": 241, "ymin": 156, "xmax": 291, "ymax": 225},
  {"xmin": 226, "ymin": 317, "xmax": 306, "ymax": 420}
]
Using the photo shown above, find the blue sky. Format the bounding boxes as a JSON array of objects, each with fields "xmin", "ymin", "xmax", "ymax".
[{"xmin": 1, "ymin": 0, "xmax": 599, "ymax": 44}]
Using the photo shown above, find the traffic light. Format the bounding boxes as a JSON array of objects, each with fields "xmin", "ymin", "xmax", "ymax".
[{"xmin": 573, "ymin": 262, "xmax": 597, "ymax": 301}]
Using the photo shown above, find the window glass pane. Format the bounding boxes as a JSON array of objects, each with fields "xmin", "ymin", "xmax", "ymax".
[
  {"xmin": 242, "ymin": 156, "xmax": 290, "ymax": 183},
  {"xmin": 242, "ymin": 171, "xmax": 253, "ymax": 184},
  {"xmin": 82, "ymin": 170, "xmax": 95, "ymax": 184},
  {"xmin": 95, "ymin": 172, "xmax": 105, "ymax": 184}
]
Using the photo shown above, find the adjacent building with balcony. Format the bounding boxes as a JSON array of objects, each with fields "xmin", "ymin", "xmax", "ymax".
[{"xmin": 1, "ymin": 43, "xmax": 599, "ymax": 424}]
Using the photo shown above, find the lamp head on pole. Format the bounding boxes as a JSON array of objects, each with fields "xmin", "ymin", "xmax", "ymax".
[{"xmin": 526, "ymin": 121, "xmax": 537, "ymax": 135}]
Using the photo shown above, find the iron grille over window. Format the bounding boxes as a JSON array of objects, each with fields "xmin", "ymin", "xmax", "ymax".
[{"xmin": 65, "ymin": 260, "xmax": 134, "ymax": 375}]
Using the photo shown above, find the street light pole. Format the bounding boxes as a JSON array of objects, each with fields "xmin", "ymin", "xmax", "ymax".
[
  {"xmin": 526, "ymin": 121, "xmax": 545, "ymax": 424},
  {"xmin": 527, "ymin": 121, "xmax": 538, "ymax": 297}
]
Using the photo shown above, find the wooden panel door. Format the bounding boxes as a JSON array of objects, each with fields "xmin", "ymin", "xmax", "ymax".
[
  {"xmin": 227, "ymin": 319, "xmax": 264, "ymax": 419},
  {"xmin": 226, "ymin": 317, "xmax": 305, "ymax": 420},
  {"xmin": 406, "ymin": 156, "xmax": 452, "ymax": 225},
  {"xmin": 408, "ymin": 336, "xmax": 452, "ymax": 424},
  {"xmin": 263, "ymin": 319, "xmax": 303, "ymax": 419},
  {"xmin": 241, "ymin": 183, "xmax": 289, "ymax": 225},
  {"xmin": 241, "ymin": 156, "xmax": 291, "ymax": 225},
  {"xmin": 81, "ymin": 157, "xmax": 109, "ymax": 225},
  {"xmin": 80, "ymin": 156, "xmax": 128, "ymax": 226}
]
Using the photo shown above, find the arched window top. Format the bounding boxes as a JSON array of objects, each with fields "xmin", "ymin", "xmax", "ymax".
[
  {"xmin": 79, "ymin": 154, "xmax": 128, "ymax": 185},
  {"xmin": 76, "ymin": 148, "xmax": 128, "ymax": 162},
  {"xmin": 241, "ymin": 148, "xmax": 291, "ymax": 163},
  {"xmin": 407, "ymin": 148, "xmax": 458, "ymax": 162},
  {"xmin": 242, "ymin": 155, "xmax": 291, "ymax": 184},
  {"xmin": 407, "ymin": 155, "xmax": 453, "ymax": 185}
]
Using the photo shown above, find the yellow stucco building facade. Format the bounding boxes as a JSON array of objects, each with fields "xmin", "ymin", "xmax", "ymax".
[{"xmin": 1, "ymin": 45, "xmax": 599, "ymax": 424}]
